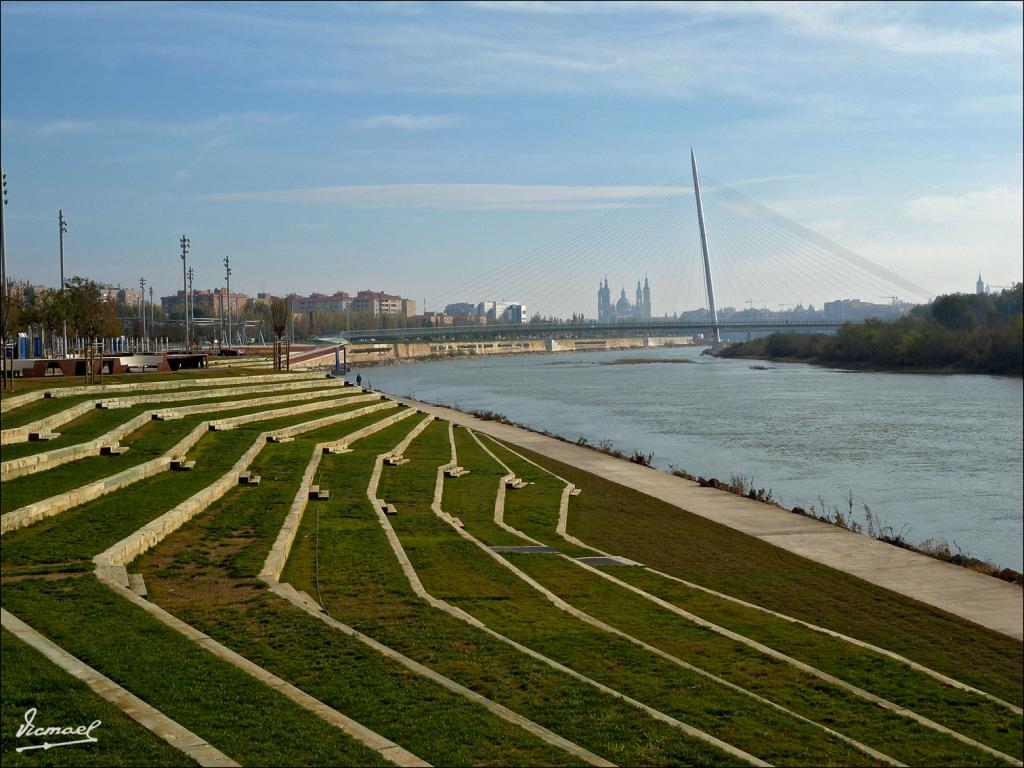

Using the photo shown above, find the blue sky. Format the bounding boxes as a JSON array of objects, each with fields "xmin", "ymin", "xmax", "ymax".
[{"xmin": 1, "ymin": 1, "xmax": 1021, "ymax": 316}]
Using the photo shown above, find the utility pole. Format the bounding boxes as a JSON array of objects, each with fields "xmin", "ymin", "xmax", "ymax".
[
  {"xmin": 187, "ymin": 266, "xmax": 195, "ymax": 349},
  {"xmin": 59, "ymin": 210, "xmax": 68, "ymax": 356},
  {"xmin": 223, "ymin": 254, "xmax": 232, "ymax": 348},
  {"xmin": 179, "ymin": 235, "xmax": 190, "ymax": 349},
  {"xmin": 139, "ymin": 276, "xmax": 147, "ymax": 348},
  {"xmin": 149, "ymin": 286, "xmax": 155, "ymax": 348}
]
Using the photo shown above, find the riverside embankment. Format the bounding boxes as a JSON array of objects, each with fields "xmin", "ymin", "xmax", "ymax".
[
  {"xmin": 389, "ymin": 393, "xmax": 1024, "ymax": 641},
  {"xmin": 359, "ymin": 346, "xmax": 1024, "ymax": 572}
]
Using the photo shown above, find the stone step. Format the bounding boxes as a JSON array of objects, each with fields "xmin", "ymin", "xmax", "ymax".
[
  {"xmin": 323, "ymin": 445, "xmax": 351, "ymax": 455},
  {"xmin": 152, "ymin": 412, "xmax": 182, "ymax": 421},
  {"xmin": 444, "ymin": 466, "xmax": 469, "ymax": 478},
  {"xmin": 128, "ymin": 573, "xmax": 148, "ymax": 598},
  {"xmin": 383, "ymin": 503, "xmax": 398, "ymax": 516},
  {"xmin": 97, "ymin": 400, "xmax": 130, "ymax": 409},
  {"xmin": 505, "ymin": 477, "xmax": 528, "ymax": 489},
  {"xmin": 570, "ymin": 487, "xmax": 582, "ymax": 496},
  {"xmin": 208, "ymin": 422, "xmax": 234, "ymax": 431},
  {"xmin": 170, "ymin": 457, "xmax": 196, "ymax": 471},
  {"xmin": 267, "ymin": 434, "xmax": 294, "ymax": 443},
  {"xmin": 384, "ymin": 455, "xmax": 409, "ymax": 466},
  {"xmin": 238, "ymin": 471, "xmax": 262, "ymax": 486},
  {"xmin": 28, "ymin": 431, "xmax": 61, "ymax": 441},
  {"xmin": 100, "ymin": 444, "xmax": 130, "ymax": 456}
]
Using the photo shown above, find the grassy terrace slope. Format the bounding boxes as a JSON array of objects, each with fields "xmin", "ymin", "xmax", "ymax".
[
  {"xmin": 1, "ymin": 370, "xmax": 1021, "ymax": 767},
  {"xmin": 480, "ymin": 436, "xmax": 1023, "ymax": 707}
]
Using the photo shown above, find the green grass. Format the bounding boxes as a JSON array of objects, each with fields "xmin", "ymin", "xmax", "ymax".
[
  {"xmin": 476, "ymin": 433, "xmax": 1024, "ymax": 757},
  {"xmin": 1, "ymin": 393, "xmax": 372, "ymax": 515},
  {"xmin": 378, "ymin": 421, "xmax": 883, "ymax": 767},
  {"xmin": 0, "ymin": 383, "xmax": 351, "ymax": 461},
  {"xmin": 0, "ymin": 402, "xmax": 387, "ymax": 570},
  {"xmin": 0, "ymin": 366, "xmax": 275, "ymax": 401},
  {"xmin": 1, "ymin": 627, "xmax": 195, "ymax": 767},
  {"xmin": 281, "ymin": 420, "xmax": 763, "ymax": 767},
  {"xmin": 0, "ymin": 371, "xmax": 290, "ymax": 427},
  {"xmin": 481, "ymin": 435, "xmax": 1024, "ymax": 707},
  {"xmin": 132, "ymin": 416, "xmax": 585, "ymax": 767},
  {"xmin": 1, "ymin": 578, "xmax": 391, "ymax": 767}
]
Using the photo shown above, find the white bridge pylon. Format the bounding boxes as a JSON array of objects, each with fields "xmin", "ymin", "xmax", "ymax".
[{"xmin": 691, "ymin": 148, "xmax": 720, "ymax": 344}]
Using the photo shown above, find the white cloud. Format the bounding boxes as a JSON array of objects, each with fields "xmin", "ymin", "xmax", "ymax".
[
  {"xmin": 351, "ymin": 113, "xmax": 465, "ymax": 131},
  {"xmin": 904, "ymin": 186, "xmax": 1023, "ymax": 223},
  {"xmin": 199, "ymin": 183, "xmax": 685, "ymax": 210},
  {"xmin": 38, "ymin": 120, "xmax": 96, "ymax": 136}
]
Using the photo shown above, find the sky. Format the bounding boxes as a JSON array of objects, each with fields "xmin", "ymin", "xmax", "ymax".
[{"xmin": 1, "ymin": 0, "xmax": 1021, "ymax": 317}]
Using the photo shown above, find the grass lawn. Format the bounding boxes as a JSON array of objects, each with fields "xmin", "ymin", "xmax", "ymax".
[
  {"xmin": 379, "ymin": 421, "xmax": 883, "ymax": 767},
  {"xmin": 1, "ymin": 578, "xmax": 391, "ymax": 768},
  {"xmin": 1, "ymin": 627, "xmax": 195, "ymax": 767},
  {"xmin": 0, "ymin": 382, "xmax": 351, "ymax": 461},
  {"xmin": 1, "ymin": 402, "xmax": 385, "ymax": 571},
  {"xmin": 475, "ymin": 432, "xmax": 1023, "ymax": 757},
  {"xmin": 0, "ymin": 393, "xmax": 372, "ymax": 515},
  {"xmin": 481, "ymin": 435, "xmax": 1024, "ymax": 707},
  {"xmin": 134, "ymin": 415, "xmax": 585, "ymax": 767}
]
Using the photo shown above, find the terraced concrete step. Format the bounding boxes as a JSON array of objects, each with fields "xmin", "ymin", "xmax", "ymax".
[
  {"xmin": 239, "ymin": 472, "xmax": 262, "ymax": 486},
  {"xmin": 505, "ymin": 476, "xmax": 529, "ymax": 489},
  {"xmin": 322, "ymin": 444, "xmax": 352, "ymax": 455},
  {"xmin": 308, "ymin": 484, "xmax": 330, "ymax": 500},
  {"xmin": 27, "ymin": 431, "xmax": 60, "ymax": 441},
  {"xmin": 384, "ymin": 455, "xmax": 409, "ymax": 466},
  {"xmin": 382, "ymin": 503, "xmax": 398, "ymax": 516},
  {"xmin": 100, "ymin": 444, "xmax": 130, "ymax": 456},
  {"xmin": 152, "ymin": 412, "xmax": 183, "ymax": 421},
  {"xmin": 444, "ymin": 466, "xmax": 470, "ymax": 477},
  {"xmin": 170, "ymin": 457, "xmax": 196, "ymax": 471},
  {"xmin": 128, "ymin": 573, "xmax": 148, "ymax": 598},
  {"xmin": 267, "ymin": 434, "xmax": 295, "ymax": 443}
]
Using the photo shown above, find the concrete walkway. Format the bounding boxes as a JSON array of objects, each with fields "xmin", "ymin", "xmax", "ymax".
[{"xmin": 392, "ymin": 397, "xmax": 1024, "ymax": 642}]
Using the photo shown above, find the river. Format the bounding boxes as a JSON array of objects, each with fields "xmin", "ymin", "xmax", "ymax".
[{"xmin": 355, "ymin": 346, "xmax": 1024, "ymax": 570}]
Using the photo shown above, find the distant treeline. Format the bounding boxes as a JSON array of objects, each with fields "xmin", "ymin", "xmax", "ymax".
[{"xmin": 715, "ymin": 283, "xmax": 1023, "ymax": 376}]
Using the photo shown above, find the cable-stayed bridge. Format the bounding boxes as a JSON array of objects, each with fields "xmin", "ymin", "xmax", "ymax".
[{"xmin": 350, "ymin": 151, "xmax": 931, "ymax": 343}]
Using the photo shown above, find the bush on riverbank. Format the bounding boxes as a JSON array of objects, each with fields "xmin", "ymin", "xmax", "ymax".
[{"xmin": 715, "ymin": 283, "xmax": 1023, "ymax": 375}]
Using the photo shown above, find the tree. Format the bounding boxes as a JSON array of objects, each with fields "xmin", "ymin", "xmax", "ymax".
[
  {"xmin": 23, "ymin": 287, "xmax": 67, "ymax": 358},
  {"xmin": 270, "ymin": 296, "xmax": 289, "ymax": 371},
  {"xmin": 0, "ymin": 285, "xmax": 23, "ymax": 390},
  {"xmin": 65, "ymin": 276, "xmax": 120, "ymax": 384}
]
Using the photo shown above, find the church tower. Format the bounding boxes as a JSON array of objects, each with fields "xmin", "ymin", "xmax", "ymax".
[
  {"xmin": 635, "ymin": 281, "xmax": 643, "ymax": 314},
  {"xmin": 976, "ymin": 273, "xmax": 985, "ymax": 295},
  {"xmin": 642, "ymin": 276, "xmax": 652, "ymax": 319}
]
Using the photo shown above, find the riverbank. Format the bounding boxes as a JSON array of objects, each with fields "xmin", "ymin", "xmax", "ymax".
[
  {"xmin": 384, "ymin": 392, "xmax": 1024, "ymax": 640},
  {"xmin": 708, "ymin": 348, "xmax": 1023, "ymax": 377}
]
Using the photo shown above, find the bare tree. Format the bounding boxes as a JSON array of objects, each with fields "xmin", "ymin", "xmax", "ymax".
[{"xmin": 270, "ymin": 296, "xmax": 289, "ymax": 371}]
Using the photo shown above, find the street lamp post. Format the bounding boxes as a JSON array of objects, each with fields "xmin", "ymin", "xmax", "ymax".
[
  {"xmin": 139, "ymin": 276, "xmax": 147, "ymax": 350},
  {"xmin": 223, "ymin": 255, "xmax": 232, "ymax": 348},
  {"xmin": 1, "ymin": 169, "xmax": 8, "ymax": 388},
  {"xmin": 59, "ymin": 210, "xmax": 68, "ymax": 356},
  {"xmin": 179, "ymin": 235, "xmax": 190, "ymax": 350},
  {"xmin": 149, "ymin": 286, "xmax": 154, "ymax": 349},
  {"xmin": 187, "ymin": 266, "xmax": 195, "ymax": 349}
]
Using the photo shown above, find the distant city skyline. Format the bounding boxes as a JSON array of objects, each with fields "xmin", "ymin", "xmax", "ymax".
[{"xmin": 1, "ymin": 2, "xmax": 1021, "ymax": 317}]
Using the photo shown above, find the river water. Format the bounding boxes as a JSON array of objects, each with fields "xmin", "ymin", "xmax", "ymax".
[{"xmin": 356, "ymin": 346, "xmax": 1024, "ymax": 570}]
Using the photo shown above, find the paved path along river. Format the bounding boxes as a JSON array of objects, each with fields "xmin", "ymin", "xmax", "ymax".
[{"xmin": 392, "ymin": 395, "xmax": 1023, "ymax": 641}]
